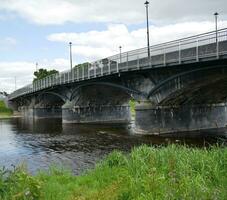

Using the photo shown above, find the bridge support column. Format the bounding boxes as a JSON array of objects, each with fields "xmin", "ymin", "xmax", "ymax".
[
  {"xmin": 135, "ymin": 102, "xmax": 227, "ymax": 134},
  {"xmin": 20, "ymin": 106, "xmax": 62, "ymax": 119},
  {"xmin": 62, "ymin": 102, "xmax": 131, "ymax": 124},
  {"xmin": 20, "ymin": 106, "xmax": 35, "ymax": 119}
]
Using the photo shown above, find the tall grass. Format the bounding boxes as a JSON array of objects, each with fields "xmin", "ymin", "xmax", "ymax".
[
  {"xmin": 0, "ymin": 145, "xmax": 226, "ymax": 199},
  {"xmin": 0, "ymin": 100, "xmax": 13, "ymax": 116}
]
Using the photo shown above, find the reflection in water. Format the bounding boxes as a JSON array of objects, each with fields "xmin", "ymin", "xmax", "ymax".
[{"xmin": 0, "ymin": 118, "xmax": 226, "ymax": 174}]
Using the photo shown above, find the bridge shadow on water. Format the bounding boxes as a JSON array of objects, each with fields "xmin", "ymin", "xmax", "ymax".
[{"xmin": 11, "ymin": 117, "xmax": 227, "ymax": 147}]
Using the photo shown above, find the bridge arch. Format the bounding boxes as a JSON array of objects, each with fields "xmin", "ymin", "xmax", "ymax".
[
  {"xmin": 37, "ymin": 91, "xmax": 68, "ymax": 103},
  {"xmin": 70, "ymin": 82, "xmax": 148, "ymax": 101},
  {"xmin": 148, "ymin": 65, "xmax": 227, "ymax": 105}
]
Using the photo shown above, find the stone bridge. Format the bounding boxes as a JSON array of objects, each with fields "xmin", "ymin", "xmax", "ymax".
[{"xmin": 8, "ymin": 28, "xmax": 227, "ymax": 134}]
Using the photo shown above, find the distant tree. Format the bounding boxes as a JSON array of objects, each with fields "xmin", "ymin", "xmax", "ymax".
[
  {"xmin": 33, "ymin": 68, "xmax": 59, "ymax": 82},
  {"xmin": 74, "ymin": 62, "xmax": 90, "ymax": 69},
  {"xmin": 0, "ymin": 91, "xmax": 8, "ymax": 97}
]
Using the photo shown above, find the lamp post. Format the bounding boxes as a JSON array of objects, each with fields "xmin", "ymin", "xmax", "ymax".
[
  {"xmin": 119, "ymin": 46, "xmax": 122, "ymax": 63},
  {"xmin": 214, "ymin": 12, "xmax": 219, "ymax": 58},
  {"xmin": 144, "ymin": 1, "xmax": 150, "ymax": 59},
  {"xmin": 35, "ymin": 62, "xmax": 38, "ymax": 72},
  {"xmin": 69, "ymin": 42, "xmax": 73, "ymax": 72},
  {"xmin": 14, "ymin": 76, "xmax": 17, "ymax": 90},
  {"xmin": 214, "ymin": 12, "xmax": 219, "ymax": 44}
]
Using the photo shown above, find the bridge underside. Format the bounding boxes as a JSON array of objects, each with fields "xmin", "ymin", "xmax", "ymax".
[
  {"xmin": 61, "ymin": 85, "xmax": 131, "ymax": 124},
  {"xmin": 135, "ymin": 66, "xmax": 227, "ymax": 134},
  {"xmin": 10, "ymin": 61, "xmax": 227, "ymax": 135},
  {"xmin": 17, "ymin": 85, "xmax": 131, "ymax": 124}
]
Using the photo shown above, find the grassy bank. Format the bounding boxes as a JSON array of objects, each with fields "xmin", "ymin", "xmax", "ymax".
[
  {"xmin": 0, "ymin": 145, "xmax": 226, "ymax": 200},
  {"xmin": 0, "ymin": 100, "xmax": 13, "ymax": 118}
]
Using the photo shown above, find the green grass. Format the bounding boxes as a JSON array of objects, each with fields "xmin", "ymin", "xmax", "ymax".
[
  {"xmin": 129, "ymin": 99, "xmax": 136, "ymax": 117},
  {"xmin": 0, "ymin": 100, "xmax": 13, "ymax": 117},
  {"xmin": 0, "ymin": 145, "xmax": 226, "ymax": 200}
]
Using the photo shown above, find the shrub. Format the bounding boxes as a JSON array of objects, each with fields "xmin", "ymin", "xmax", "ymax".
[{"xmin": 0, "ymin": 100, "xmax": 12, "ymax": 114}]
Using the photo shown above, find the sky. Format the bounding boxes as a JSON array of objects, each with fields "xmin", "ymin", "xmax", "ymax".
[{"xmin": 0, "ymin": 0, "xmax": 227, "ymax": 93}]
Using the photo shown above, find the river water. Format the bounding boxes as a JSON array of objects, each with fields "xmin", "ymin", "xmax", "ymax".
[{"xmin": 0, "ymin": 118, "xmax": 226, "ymax": 175}]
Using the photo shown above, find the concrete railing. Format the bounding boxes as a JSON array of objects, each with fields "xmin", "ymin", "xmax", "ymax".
[{"xmin": 8, "ymin": 28, "xmax": 227, "ymax": 100}]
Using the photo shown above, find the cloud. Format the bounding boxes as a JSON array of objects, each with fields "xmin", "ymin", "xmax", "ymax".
[
  {"xmin": 0, "ymin": 61, "xmax": 34, "ymax": 92},
  {"xmin": 39, "ymin": 58, "xmax": 69, "ymax": 71},
  {"xmin": 0, "ymin": 0, "xmax": 226, "ymax": 25},
  {"xmin": 47, "ymin": 21, "xmax": 227, "ymax": 61},
  {"xmin": 0, "ymin": 58, "xmax": 69, "ymax": 93},
  {"xmin": 0, "ymin": 36, "xmax": 17, "ymax": 46},
  {"xmin": 0, "ymin": 0, "xmax": 143, "ymax": 25},
  {"xmin": 4, "ymin": 37, "xmax": 17, "ymax": 45}
]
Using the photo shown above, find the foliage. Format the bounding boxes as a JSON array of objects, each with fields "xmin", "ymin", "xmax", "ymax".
[
  {"xmin": 74, "ymin": 62, "xmax": 90, "ymax": 69},
  {"xmin": 0, "ymin": 145, "xmax": 226, "ymax": 199},
  {"xmin": 0, "ymin": 100, "xmax": 13, "ymax": 115},
  {"xmin": 33, "ymin": 68, "xmax": 59, "ymax": 82},
  {"xmin": 0, "ymin": 165, "xmax": 42, "ymax": 200},
  {"xmin": 0, "ymin": 91, "xmax": 8, "ymax": 97},
  {"xmin": 129, "ymin": 99, "xmax": 136, "ymax": 117}
]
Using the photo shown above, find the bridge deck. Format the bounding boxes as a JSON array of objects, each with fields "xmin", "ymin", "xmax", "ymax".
[{"xmin": 9, "ymin": 28, "xmax": 227, "ymax": 100}]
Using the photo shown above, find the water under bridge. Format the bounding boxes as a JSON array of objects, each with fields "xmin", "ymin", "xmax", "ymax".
[{"xmin": 8, "ymin": 28, "xmax": 227, "ymax": 134}]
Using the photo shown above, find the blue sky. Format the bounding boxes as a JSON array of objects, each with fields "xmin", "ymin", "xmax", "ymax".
[
  {"xmin": 0, "ymin": 17, "xmax": 107, "ymax": 62},
  {"xmin": 0, "ymin": 0, "xmax": 227, "ymax": 92}
]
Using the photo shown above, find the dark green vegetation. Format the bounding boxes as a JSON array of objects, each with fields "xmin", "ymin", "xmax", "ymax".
[
  {"xmin": 73, "ymin": 62, "xmax": 90, "ymax": 75},
  {"xmin": 74, "ymin": 62, "xmax": 90, "ymax": 69},
  {"xmin": 33, "ymin": 63, "xmax": 90, "ymax": 82},
  {"xmin": 0, "ymin": 145, "xmax": 226, "ymax": 200},
  {"xmin": 0, "ymin": 92, "xmax": 8, "ymax": 97},
  {"xmin": 129, "ymin": 99, "xmax": 136, "ymax": 117},
  {"xmin": 0, "ymin": 100, "xmax": 12, "ymax": 117},
  {"xmin": 33, "ymin": 68, "xmax": 59, "ymax": 82}
]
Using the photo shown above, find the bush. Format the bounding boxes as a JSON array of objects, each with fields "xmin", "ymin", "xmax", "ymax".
[
  {"xmin": 0, "ymin": 166, "xmax": 42, "ymax": 200},
  {"xmin": 0, "ymin": 101, "xmax": 12, "ymax": 115}
]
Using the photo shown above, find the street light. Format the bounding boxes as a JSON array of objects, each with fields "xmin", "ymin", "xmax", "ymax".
[
  {"xmin": 214, "ymin": 12, "xmax": 219, "ymax": 44},
  {"xmin": 35, "ymin": 62, "xmax": 38, "ymax": 72},
  {"xmin": 144, "ymin": 1, "xmax": 150, "ymax": 59},
  {"xmin": 14, "ymin": 76, "xmax": 17, "ymax": 90},
  {"xmin": 119, "ymin": 46, "xmax": 122, "ymax": 63},
  {"xmin": 69, "ymin": 42, "xmax": 73, "ymax": 72}
]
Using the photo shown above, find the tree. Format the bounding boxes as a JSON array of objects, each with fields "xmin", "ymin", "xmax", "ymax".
[
  {"xmin": 33, "ymin": 68, "xmax": 59, "ymax": 82},
  {"xmin": 74, "ymin": 62, "xmax": 90, "ymax": 69},
  {"xmin": 0, "ymin": 91, "xmax": 8, "ymax": 96}
]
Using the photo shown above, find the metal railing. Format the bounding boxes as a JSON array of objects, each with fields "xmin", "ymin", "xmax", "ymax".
[{"xmin": 9, "ymin": 28, "xmax": 227, "ymax": 100}]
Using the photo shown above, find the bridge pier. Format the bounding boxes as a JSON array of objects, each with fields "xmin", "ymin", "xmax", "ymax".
[
  {"xmin": 20, "ymin": 106, "xmax": 62, "ymax": 119},
  {"xmin": 62, "ymin": 103, "xmax": 131, "ymax": 124},
  {"xmin": 135, "ymin": 102, "xmax": 227, "ymax": 134}
]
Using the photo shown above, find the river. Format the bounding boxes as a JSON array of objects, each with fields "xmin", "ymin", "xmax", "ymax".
[{"xmin": 0, "ymin": 118, "xmax": 226, "ymax": 175}]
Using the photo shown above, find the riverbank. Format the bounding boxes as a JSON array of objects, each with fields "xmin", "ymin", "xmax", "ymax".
[
  {"xmin": 0, "ymin": 145, "xmax": 226, "ymax": 200},
  {"xmin": 0, "ymin": 100, "xmax": 13, "ymax": 118},
  {"xmin": 0, "ymin": 113, "xmax": 12, "ymax": 119}
]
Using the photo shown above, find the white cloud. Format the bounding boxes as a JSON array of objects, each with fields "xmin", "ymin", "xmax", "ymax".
[
  {"xmin": 48, "ymin": 21, "xmax": 227, "ymax": 61},
  {"xmin": 0, "ymin": 0, "xmax": 143, "ymax": 25},
  {"xmin": 4, "ymin": 37, "xmax": 17, "ymax": 45},
  {"xmin": 0, "ymin": 0, "xmax": 226, "ymax": 25},
  {"xmin": 0, "ymin": 36, "xmax": 17, "ymax": 47},
  {"xmin": 0, "ymin": 58, "xmax": 69, "ymax": 93},
  {"xmin": 0, "ymin": 61, "xmax": 34, "ymax": 92},
  {"xmin": 39, "ymin": 58, "xmax": 69, "ymax": 71}
]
